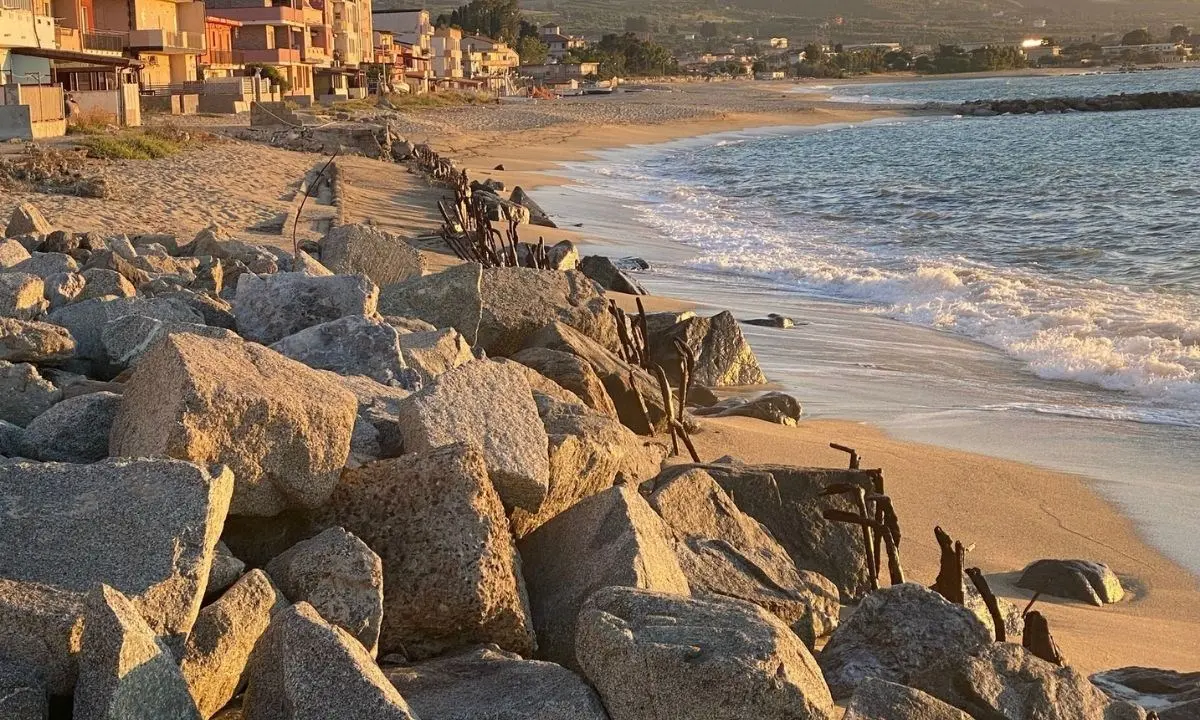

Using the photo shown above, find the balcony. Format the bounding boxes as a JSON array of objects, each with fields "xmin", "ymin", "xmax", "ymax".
[
  {"xmin": 242, "ymin": 47, "xmax": 301, "ymax": 63},
  {"xmin": 128, "ymin": 28, "xmax": 205, "ymax": 53},
  {"xmin": 200, "ymin": 48, "xmax": 245, "ymax": 66},
  {"xmin": 82, "ymin": 30, "xmax": 130, "ymax": 53},
  {"xmin": 302, "ymin": 43, "xmax": 329, "ymax": 64},
  {"xmin": 207, "ymin": 5, "xmax": 303, "ymax": 25}
]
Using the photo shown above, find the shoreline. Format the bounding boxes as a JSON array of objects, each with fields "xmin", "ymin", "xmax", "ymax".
[{"xmin": 431, "ymin": 104, "xmax": 1200, "ymax": 673}]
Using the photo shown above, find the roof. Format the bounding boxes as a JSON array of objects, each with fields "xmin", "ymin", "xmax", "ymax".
[{"xmin": 12, "ymin": 46, "xmax": 142, "ymax": 67}]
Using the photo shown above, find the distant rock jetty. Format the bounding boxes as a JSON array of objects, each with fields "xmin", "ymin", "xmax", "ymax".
[{"xmin": 944, "ymin": 90, "xmax": 1200, "ymax": 116}]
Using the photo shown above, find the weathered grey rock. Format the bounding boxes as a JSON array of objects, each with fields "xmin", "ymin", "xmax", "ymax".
[
  {"xmin": 843, "ymin": 678, "xmax": 973, "ymax": 720},
  {"xmin": 377, "ymin": 262, "xmax": 483, "ymax": 344},
  {"xmin": 0, "ymin": 361, "xmax": 61, "ymax": 426},
  {"xmin": 242, "ymin": 602, "xmax": 419, "ymax": 720},
  {"xmin": 0, "ymin": 317, "xmax": 75, "ymax": 363},
  {"xmin": 385, "ymin": 644, "xmax": 607, "ymax": 720},
  {"xmin": 264, "ymin": 527, "xmax": 383, "ymax": 657},
  {"xmin": 519, "ymin": 485, "xmax": 689, "ymax": 670},
  {"xmin": 48, "ymin": 296, "xmax": 203, "ymax": 365},
  {"xmin": 397, "ymin": 359, "xmax": 549, "ymax": 512},
  {"xmin": 109, "ymin": 334, "xmax": 357, "ymax": 517},
  {"xmin": 0, "ymin": 660, "xmax": 48, "ymax": 718},
  {"xmin": 81, "ymin": 250, "xmax": 152, "ymax": 288},
  {"xmin": 511, "ymin": 397, "xmax": 666, "ymax": 538},
  {"xmin": 205, "ymin": 542, "xmax": 245, "ymax": 599},
  {"xmin": 44, "ymin": 270, "xmax": 86, "ymax": 309},
  {"xmin": 5, "ymin": 203, "xmax": 52, "ymax": 238},
  {"xmin": 649, "ymin": 310, "xmax": 767, "ymax": 387},
  {"xmin": 512, "ymin": 347, "xmax": 619, "ymax": 419},
  {"xmin": 11, "ymin": 252, "xmax": 79, "ymax": 279},
  {"xmin": 577, "ymin": 587, "xmax": 836, "ymax": 720},
  {"xmin": 0, "ymin": 238, "xmax": 32, "ymax": 268},
  {"xmin": 74, "ymin": 584, "xmax": 201, "ymax": 720},
  {"xmin": 963, "ymin": 575, "xmax": 1024, "ymax": 641},
  {"xmin": 509, "ymin": 186, "xmax": 557, "ymax": 228},
  {"xmin": 578, "ymin": 255, "xmax": 647, "ymax": 295},
  {"xmin": 160, "ymin": 290, "xmax": 236, "ymax": 330},
  {"xmin": 699, "ymin": 391, "xmax": 803, "ymax": 425},
  {"xmin": 180, "ymin": 570, "xmax": 285, "ymax": 719},
  {"xmin": 233, "ymin": 272, "xmax": 379, "ymax": 345},
  {"xmin": 41, "ymin": 229, "xmax": 78, "ymax": 254},
  {"xmin": 319, "ymin": 443, "xmax": 535, "ymax": 659},
  {"xmin": 187, "ymin": 226, "xmax": 279, "ymax": 272},
  {"xmin": 384, "ymin": 316, "xmax": 437, "ymax": 334},
  {"xmin": 1092, "ymin": 667, "xmax": 1200, "ymax": 720},
  {"xmin": 398, "ymin": 328, "xmax": 474, "ymax": 385},
  {"xmin": 818, "ymin": 583, "xmax": 992, "ymax": 699},
  {"xmin": 270, "ymin": 316, "xmax": 417, "ymax": 388},
  {"xmin": 78, "ymin": 268, "xmax": 137, "ymax": 301},
  {"xmin": 291, "ymin": 250, "xmax": 332, "ymax": 277},
  {"xmin": 1017, "ymin": 559, "xmax": 1125, "ymax": 606},
  {"xmin": 0, "ymin": 459, "xmax": 234, "ymax": 646},
  {"xmin": 477, "ymin": 267, "xmax": 617, "ymax": 357},
  {"xmin": 326, "ymin": 373, "xmax": 412, "ymax": 460},
  {"xmin": 646, "ymin": 467, "xmax": 840, "ymax": 646},
  {"xmin": 913, "ymin": 644, "xmax": 1147, "ymax": 720},
  {"xmin": 745, "ymin": 313, "xmax": 795, "ymax": 329},
  {"xmin": 0, "ymin": 273, "xmax": 47, "ymax": 320},
  {"xmin": 0, "ymin": 418, "xmax": 22, "ymax": 456},
  {"xmin": 319, "ymin": 224, "xmax": 426, "ymax": 287},
  {"xmin": 109, "ymin": 235, "xmax": 138, "ymax": 260},
  {"xmin": 101, "ymin": 315, "xmax": 237, "ymax": 369},
  {"xmin": 0, "ymin": 578, "xmax": 84, "ymax": 695},
  {"xmin": 20, "ymin": 391, "xmax": 120, "ymax": 462},
  {"xmin": 656, "ymin": 462, "xmax": 877, "ymax": 600}
]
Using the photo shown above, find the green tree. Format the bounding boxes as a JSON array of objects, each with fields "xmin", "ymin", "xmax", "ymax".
[
  {"xmin": 624, "ymin": 16, "xmax": 651, "ymax": 33},
  {"xmin": 700, "ymin": 21, "xmax": 719, "ymax": 39},
  {"xmin": 801, "ymin": 43, "xmax": 824, "ymax": 63},
  {"xmin": 1169, "ymin": 25, "xmax": 1192, "ymax": 43},
  {"xmin": 1121, "ymin": 28, "xmax": 1153, "ymax": 45},
  {"xmin": 752, "ymin": 59, "xmax": 768, "ymax": 73},
  {"xmin": 883, "ymin": 49, "xmax": 912, "ymax": 70},
  {"xmin": 437, "ymin": 0, "xmax": 522, "ymax": 43},
  {"xmin": 515, "ymin": 35, "xmax": 548, "ymax": 65}
]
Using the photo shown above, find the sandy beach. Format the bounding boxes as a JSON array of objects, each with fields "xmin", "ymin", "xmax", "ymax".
[{"xmin": 2, "ymin": 80, "xmax": 1197, "ymax": 677}]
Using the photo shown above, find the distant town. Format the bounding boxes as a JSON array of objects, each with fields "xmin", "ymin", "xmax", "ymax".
[{"xmin": 1, "ymin": 0, "xmax": 1198, "ymax": 141}]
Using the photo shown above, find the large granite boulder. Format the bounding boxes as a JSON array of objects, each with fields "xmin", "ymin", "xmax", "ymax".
[
  {"xmin": 818, "ymin": 583, "xmax": 992, "ymax": 699},
  {"xmin": 843, "ymin": 678, "xmax": 972, "ymax": 720},
  {"xmin": 74, "ymin": 584, "xmax": 200, "ymax": 720},
  {"xmin": 101, "ymin": 315, "xmax": 236, "ymax": 370},
  {"xmin": 48, "ymin": 296, "xmax": 203, "ymax": 366},
  {"xmin": 0, "ymin": 578, "xmax": 85, "ymax": 695},
  {"xmin": 377, "ymin": 263, "xmax": 483, "ymax": 345},
  {"xmin": 0, "ymin": 238, "xmax": 32, "ymax": 267},
  {"xmin": 233, "ymin": 272, "xmax": 379, "ymax": 345},
  {"xmin": 1092, "ymin": 667, "xmax": 1200, "ymax": 720},
  {"xmin": 327, "ymin": 373, "xmax": 412, "ymax": 461},
  {"xmin": 1017, "ymin": 559, "xmax": 1125, "ymax": 606},
  {"xmin": 319, "ymin": 223, "xmax": 425, "ymax": 287},
  {"xmin": 180, "ymin": 570, "xmax": 285, "ymax": 719},
  {"xmin": 646, "ymin": 467, "xmax": 840, "ymax": 646},
  {"xmin": 318, "ymin": 443, "xmax": 535, "ymax": 659},
  {"xmin": 699, "ymin": 391, "xmax": 804, "ymax": 426},
  {"xmin": 578, "ymin": 255, "xmax": 646, "ymax": 295},
  {"xmin": 0, "ymin": 459, "xmax": 234, "ymax": 646},
  {"xmin": 576, "ymin": 587, "xmax": 837, "ymax": 720},
  {"xmin": 511, "ymin": 347, "xmax": 619, "ymax": 419},
  {"xmin": 19, "ymin": 390, "xmax": 120, "ymax": 462},
  {"xmin": 655, "ymin": 462, "xmax": 877, "ymax": 600},
  {"xmin": 398, "ymin": 328, "xmax": 474, "ymax": 385},
  {"xmin": 270, "ymin": 315, "xmax": 418, "ymax": 388},
  {"xmin": 242, "ymin": 603, "xmax": 418, "ymax": 720},
  {"xmin": 264, "ymin": 527, "xmax": 384, "ymax": 657},
  {"xmin": 648, "ymin": 310, "xmax": 766, "ymax": 387},
  {"xmin": 0, "ymin": 361, "xmax": 60, "ymax": 427},
  {"xmin": 912, "ymin": 644, "xmax": 1147, "ymax": 720},
  {"xmin": 45, "ymin": 271, "xmax": 86, "ymax": 309},
  {"xmin": 5, "ymin": 203, "xmax": 52, "ymax": 238},
  {"xmin": 511, "ymin": 397, "xmax": 666, "ymax": 538},
  {"xmin": 519, "ymin": 485, "xmax": 690, "ymax": 670},
  {"xmin": 109, "ymin": 334, "xmax": 357, "ymax": 517},
  {"xmin": 0, "ymin": 273, "xmax": 47, "ymax": 320},
  {"xmin": 385, "ymin": 644, "xmax": 608, "ymax": 720},
  {"xmin": 77, "ymin": 267, "xmax": 136, "ymax": 301},
  {"xmin": 0, "ymin": 317, "xmax": 75, "ymax": 363},
  {"xmin": 0, "ymin": 660, "xmax": 47, "ymax": 718},
  {"xmin": 396, "ymin": 359, "xmax": 549, "ymax": 512},
  {"xmin": 12, "ymin": 251, "xmax": 79, "ymax": 279},
  {"xmin": 477, "ymin": 267, "xmax": 617, "ymax": 357}
]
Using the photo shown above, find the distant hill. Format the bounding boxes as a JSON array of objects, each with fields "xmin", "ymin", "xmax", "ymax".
[{"xmin": 420, "ymin": 0, "xmax": 1200, "ymax": 45}]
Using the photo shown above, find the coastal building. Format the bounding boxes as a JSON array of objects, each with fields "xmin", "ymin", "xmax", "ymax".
[
  {"xmin": 371, "ymin": 7, "xmax": 429, "ymax": 53},
  {"xmin": 1022, "ymin": 39, "xmax": 1061, "ymax": 65},
  {"xmin": 0, "ymin": 0, "xmax": 66, "ymax": 138},
  {"xmin": 538, "ymin": 23, "xmax": 585, "ymax": 61},
  {"xmin": 1100, "ymin": 42, "xmax": 1190, "ymax": 62},
  {"xmin": 460, "ymin": 33, "xmax": 517, "ymax": 94},
  {"xmin": 840, "ymin": 42, "xmax": 902, "ymax": 53},
  {"xmin": 199, "ymin": 16, "xmax": 244, "ymax": 77},
  {"xmin": 769, "ymin": 37, "xmax": 788, "ymax": 49},
  {"xmin": 519, "ymin": 61, "xmax": 597, "ymax": 87},
  {"xmin": 206, "ymin": 0, "xmax": 334, "ymax": 102},
  {"xmin": 429, "ymin": 25, "xmax": 460, "ymax": 81},
  {"xmin": 370, "ymin": 29, "xmax": 429, "ymax": 93}
]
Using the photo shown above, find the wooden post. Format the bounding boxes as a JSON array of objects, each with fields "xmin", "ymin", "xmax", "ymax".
[
  {"xmin": 965, "ymin": 567, "xmax": 1006, "ymax": 642},
  {"xmin": 932, "ymin": 526, "xmax": 965, "ymax": 605}
]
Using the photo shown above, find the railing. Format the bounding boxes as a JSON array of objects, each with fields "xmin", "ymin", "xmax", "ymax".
[
  {"xmin": 83, "ymin": 30, "xmax": 130, "ymax": 52},
  {"xmin": 242, "ymin": 47, "xmax": 301, "ymax": 63},
  {"xmin": 128, "ymin": 28, "xmax": 204, "ymax": 51},
  {"xmin": 0, "ymin": 0, "xmax": 35, "ymax": 13},
  {"xmin": 55, "ymin": 26, "xmax": 82, "ymax": 50},
  {"xmin": 140, "ymin": 80, "xmax": 205, "ymax": 95},
  {"xmin": 200, "ymin": 49, "xmax": 244, "ymax": 65}
]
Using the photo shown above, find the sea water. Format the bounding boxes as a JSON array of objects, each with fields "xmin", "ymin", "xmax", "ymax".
[{"xmin": 537, "ymin": 73, "xmax": 1200, "ymax": 574}]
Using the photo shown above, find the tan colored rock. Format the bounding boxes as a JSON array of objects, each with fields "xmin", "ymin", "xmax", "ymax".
[
  {"xmin": 0, "ymin": 238, "xmax": 32, "ymax": 268},
  {"xmin": 319, "ymin": 223, "xmax": 425, "ymax": 287},
  {"xmin": 843, "ymin": 678, "xmax": 973, "ymax": 720},
  {"xmin": 109, "ymin": 334, "xmax": 357, "ymax": 516},
  {"xmin": 319, "ymin": 443, "xmax": 535, "ymax": 659},
  {"xmin": 396, "ymin": 359, "xmax": 550, "ymax": 512},
  {"xmin": 0, "ymin": 273, "xmax": 47, "ymax": 320},
  {"xmin": 0, "ymin": 360, "xmax": 60, "ymax": 426},
  {"xmin": 233, "ymin": 272, "xmax": 379, "ymax": 345},
  {"xmin": 649, "ymin": 310, "xmax": 767, "ymax": 387},
  {"xmin": 377, "ymin": 262, "xmax": 483, "ymax": 344},
  {"xmin": 205, "ymin": 542, "xmax": 245, "ymax": 599},
  {"xmin": 576, "ymin": 587, "xmax": 837, "ymax": 720},
  {"xmin": 518, "ymin": 485, "xmax": 689, "ymax": 670},
  {"xmin": 0, "ymin": 578, "xmax": 85, "ymax": 695},
  {"xmin": 0, "ymin": 459, "xmax": 234, "ymax": 649},
  {"xmin": 264, "ymin": 527, "xmax": 383, "ymax": 657},
  {"xmin": 74, "ymin": 584, "xmax": 201, "ymax": 720},
  {"xmin": 511, "ymin": 347, "xmax": 618, "ymax": 419},
  {"xmin": 0, "ymin": 317, "xmax": 75, "ymax": 363},
  {"xmin": 180, "ymin": 570, "xmax": 286, "ymax": 719},
  {"xmin": 398, "ymin": 328, "xmax": 474, "ymax": 385},
  {"xmin": 78, "ymin": 268, "xmax": 137, "ymax": 301},
  {"xmin": 477, "ymin": 267, "xmax": 617, "ymax": 357},
  {"xmin": 242, "ymin": 602, "xmax": 419, "ymax": 720},
  {"xmin": 5, "ymin": 202, "xmax": 52, "ymax": 238}
]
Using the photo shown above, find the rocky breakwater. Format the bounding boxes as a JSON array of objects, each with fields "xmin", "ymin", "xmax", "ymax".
[
  {"xmin": 951, "ymin": 90, "xmax": 1200, "ymax": 116},
  {"xmin": 0, "ymin": 192, "xmax": 1173, "ymax": 720}
]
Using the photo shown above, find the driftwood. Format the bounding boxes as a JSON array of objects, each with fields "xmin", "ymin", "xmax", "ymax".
[
  {"xmin": 1023, "ymin": 610, "xmax": 1066, "ymax": 666},
  {"xmin": 670, "ymin": 419, "xmax": 701, "ymax": 463},
  {"xmin": 652, "ymin": 364, "xmax": 679, "ymax": 456},
  {"xmin": 932, "ymin": 526, "xmax": 966, "ymax": 605},
  {"xmin": 830, "ymin": 442, "xmax": 861, "ymax": 469},
  {"xmin": 628, "ymin": 369, "xmax": 654, "ymax": 436},
  {"xmin": 821, "ymin": 481, "xmax": 905, "ymax": 588},
  {"xmin": 966, "ymin": 567, "xmax": 1006, "ymax": 642}
]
